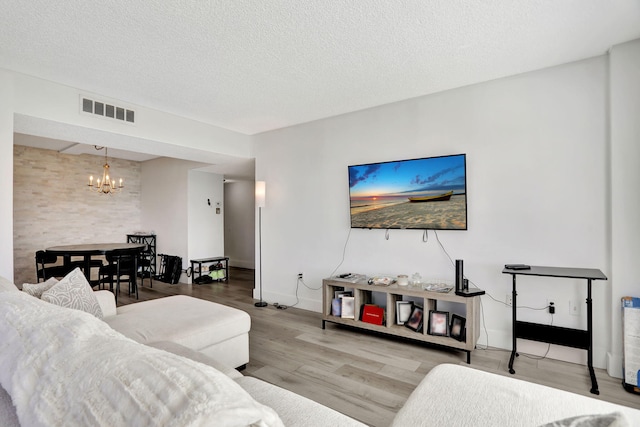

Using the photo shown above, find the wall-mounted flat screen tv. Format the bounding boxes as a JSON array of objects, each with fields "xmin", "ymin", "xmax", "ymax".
[{"xmin": 348, "ymin": 154, "xmax": 467, "ymax": 230}]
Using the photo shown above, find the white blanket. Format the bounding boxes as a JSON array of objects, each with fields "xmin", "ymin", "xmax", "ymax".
[{"xmin": 0, "ymin": 292, "xmax": 283, "ymax": 427}]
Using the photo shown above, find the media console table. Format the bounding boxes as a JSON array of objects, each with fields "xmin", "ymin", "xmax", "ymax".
[
  {"xmin": 502, "ymin": 265, "xmax": 607, "ymax": 395},
  {"xmin": 322, "ymin": 278, "xmax": 481, "ymax": 363}
]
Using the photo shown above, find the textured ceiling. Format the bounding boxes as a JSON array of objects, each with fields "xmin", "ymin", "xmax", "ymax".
[{"xmin": 2, "ymin": 1, "xmax": 640, "ymax": 136}]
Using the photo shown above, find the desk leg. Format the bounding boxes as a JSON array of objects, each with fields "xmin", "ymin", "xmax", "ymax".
[
  {"xmin": 508, "ymin": 274, "xmax": 518, "ymax": 374},
  {"xmin": 586, "ymin": 279, "xmax": 599, "ymax": 394}
]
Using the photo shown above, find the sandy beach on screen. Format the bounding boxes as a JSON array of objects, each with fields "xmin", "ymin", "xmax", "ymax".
[{"xmin": 351, "ymin": 195, "xmax": 466, "ymax": 229}]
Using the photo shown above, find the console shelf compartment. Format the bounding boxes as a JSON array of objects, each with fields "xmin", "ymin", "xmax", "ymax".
[{"xmin": 322, "ymin": 278, "xmax": 481, "ymax": 363}]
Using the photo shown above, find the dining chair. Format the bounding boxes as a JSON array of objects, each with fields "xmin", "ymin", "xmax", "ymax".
[
  {"xmin": 35, "ymin": 250, "xmax": 72, "ymax": 282},
  {"xmin": 98, "ymin": 251, "xmax": 138, "ymax": 300},
  {"xmin": 137, "ymin": 250, "xmax": 153, "ymax": 288}
]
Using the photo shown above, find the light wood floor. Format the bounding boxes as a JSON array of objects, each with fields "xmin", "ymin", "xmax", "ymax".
[{"xmin": 117, "ymin": 268, "xmax": 640, "ymax": 427}]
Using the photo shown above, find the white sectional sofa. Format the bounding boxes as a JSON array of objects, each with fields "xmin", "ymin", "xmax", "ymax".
[
  {"xmin": 2, "ymin": 272, "xmax": 640, "ymax": 426},
  {"xmin": 98, "ymin": 292, "xmax": 250, "ymax": 369}
]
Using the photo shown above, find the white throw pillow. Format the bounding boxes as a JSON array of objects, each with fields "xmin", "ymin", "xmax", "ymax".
[
  {"xmin": 41, "ymin": 268, "xmax": 103, "ymax": 319},
  {"xmin": 22, "ymin": 277, "xmax": 59, "ymax": 298}
]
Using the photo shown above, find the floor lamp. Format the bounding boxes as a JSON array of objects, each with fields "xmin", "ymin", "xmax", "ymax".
[{"xmin": 255, "ymin": 181, "xmax": 268, "ymax": 307}]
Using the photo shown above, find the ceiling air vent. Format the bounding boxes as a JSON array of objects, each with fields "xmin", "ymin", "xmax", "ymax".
[{"xmin": 81, "ymin": 97, "xmax": 135, "ymax": 124}]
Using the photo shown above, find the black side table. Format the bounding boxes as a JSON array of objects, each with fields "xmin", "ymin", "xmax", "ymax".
[{"xmin": 502, "ymin": 265, "xmax": 607, "ymax": 395}]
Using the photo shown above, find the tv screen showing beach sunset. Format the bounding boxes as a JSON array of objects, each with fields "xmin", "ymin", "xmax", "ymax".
[{"xmin": 348, "ymin": 154, "xmax": 467, "ymax": 230}]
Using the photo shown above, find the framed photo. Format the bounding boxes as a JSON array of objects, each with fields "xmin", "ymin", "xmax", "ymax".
[
  {"xmin": 341, "ymin": 296, "xmax": 355, "ymax": 319},
  {"xmin": 331, "ymin": 298, "xmax": 342, "ymax": 316},
  {"xmin": 334, "ymin": 290, "xmax": 353, "ymax": 299},
  {"xmin": 404, "ymin": 305, "xmax": 424, "ymax": 332},
  {"xmin": 428, "ymin": 310, "xmax": 449, "ymax": 336},
  {"xmin": 450, "ymin": 314, "xmax": 466, "ymax": 341},
  {"xmin": 396, "ymin": 301, "xmax": 414, "ymax": 325}
]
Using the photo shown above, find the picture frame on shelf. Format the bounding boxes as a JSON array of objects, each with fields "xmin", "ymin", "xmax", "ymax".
[
  {"xmin": 341, "ymin": 296, "xmax": 355, "ymax": 319},
  {"xmin": 405, "ymin": 305, "xmax": 424, "ymax": 332},
  {"xmin": 331, "ymin": 298, "xmax": 342, "ymax": 316},
  {"xmin": 428, "ymin": 310, "xmax": 449, "ymax": 336},
  {"xmin": 334, "ymin": 290, "xmax": 353, "ymax": 299},
  {"xmin": 396, "ymin": 301, "xmax": 414, "ymax": 325},
  {"xmin": 450, "ymin": 314, "xmax": 466, "ymax": 341}
]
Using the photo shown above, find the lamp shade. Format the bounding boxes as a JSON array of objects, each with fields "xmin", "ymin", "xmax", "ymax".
[{"xmin": 255, "ymin": 181, "xmax": 266, "ymax": 208}]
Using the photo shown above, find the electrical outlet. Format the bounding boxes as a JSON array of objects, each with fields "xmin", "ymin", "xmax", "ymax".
[
  {"xmin": 569, "ymin": 300, "xmax": 581, "ymax": 316},
  {"xmin": 506, "ymin": 293, "xmax": 513, "ymax": 306},
  {"xmin": 298, "ymin": 273, "xmax": 303, "ymax": 280},
  {"xmin": 548, "ymin": 301, "xmax": 555, "ymax": 314}
]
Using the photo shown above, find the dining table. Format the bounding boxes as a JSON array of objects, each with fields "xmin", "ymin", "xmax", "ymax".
[{"xmin": 45, "ymin": 242, "xmax": 147, "ymax": 287}]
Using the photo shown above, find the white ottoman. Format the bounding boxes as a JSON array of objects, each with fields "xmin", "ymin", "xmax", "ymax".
[{"xmin": 104, "ymin": 295, "xmax": 250, "ymax": 369}]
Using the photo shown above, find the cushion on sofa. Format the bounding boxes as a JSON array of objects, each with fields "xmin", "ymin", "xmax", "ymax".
[
  {"xmin": 106, "ymin": 295, "xmax": 250, "ymax": 350},
  {"xmin": 236, "ymin": 376, "xmax": 367, "ymax": 427},
  {"xmin": 41, "ymin": 267, "xmax": 103, "ymax": 319},
  {"xmin": 22, "ymin": 277, "xmax": 59, "ymax": 298},
  {"xmin": 392, "ymin": 364, "xmax": 640, "ymax": 427},
  {"xmin": 146, "ymin": 341, "xmax": 243, "ymax": 380},
  {"xmin": 0, "ymin": 291, "xmax": 283, "ymax": 427},
  {"xmin": 93, "ymin": 290, "xmax": 117, "ymax": 318}
]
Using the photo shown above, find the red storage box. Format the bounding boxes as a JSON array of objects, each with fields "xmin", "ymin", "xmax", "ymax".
[{"xmin": 361, "ymin": 304, "xmax": 384, "ymax": 325}]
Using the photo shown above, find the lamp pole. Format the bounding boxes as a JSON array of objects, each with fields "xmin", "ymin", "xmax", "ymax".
[{"xmin": 255, "ymin": 181, "xmax": 267, "ymax": 307}]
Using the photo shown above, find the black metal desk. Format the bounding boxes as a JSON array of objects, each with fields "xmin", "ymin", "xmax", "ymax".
[{"xmin": 502, "ymin": 265, "xmax": 607, "ymax": 395}]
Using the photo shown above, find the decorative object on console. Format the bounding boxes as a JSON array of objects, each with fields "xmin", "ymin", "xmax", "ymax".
[
  {"xmin": 255, "ymin": 181, "xmax": 268, "ymax": 308},
  {"xmin": 396, "ymin": 301, "xmax": 414, "ymax": 325},
  {"xmin": 396, "ymin": 274, "xmax": 409, "ymax": 286},
  {"xmin": 348, "ymin": 153, "xmax": 467, "ymax": 230},
  {"xmin": 405, "ymin": 305, "xmax": 424, "ymax": 332},
  {"xmin": 87, "ymin": 146, "xmax": 123, "ymax": 194},
  {"xmin": 428, "ymin": 310, "xmax": 449, "ymax": 336},
  {"xmin": 450, "ymin": 314, "xmax": 466, "ymax": 341},
  {"xmin": 455, "ymin": 259, "xmax": 465, "ymax": 291}
]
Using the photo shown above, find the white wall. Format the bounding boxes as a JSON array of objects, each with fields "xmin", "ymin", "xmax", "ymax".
[
  {"xmin": 0, "ymin": 68, "xmax": 251, "ymax": 284},
  {"xmin": 224, "ymin": 180, "xmax": 256, "ymax": 268},
  {"xmin": 0, "ymin": 70, "xmax": 14, "ymax": 280},
  {"xmin": 141, "ymin": 159, "xmax": 224, "ymax": 282},
  {"xmin": 10, "ymin": 71, "xmax": 252, "ymax": 160},
  {"xmin": 608, "ymin": 39, "xmax": 640, "ymax": 377},
  {"xmin": 254, "ymin": 56, "xmax": 613, "ymax": 367},
  {"xmin": 141, "ymin": 158, "xmax": 191, "ymax": 276},
  {"xmin": 188, "ymin": 170, "xmax": 225, "ymax": 269}
]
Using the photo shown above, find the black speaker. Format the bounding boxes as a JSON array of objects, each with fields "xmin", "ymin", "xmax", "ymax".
[
  {"xmin": 454, "ymin": 260, "xmax": 486, "ymax": 297},
  {"xmin": 455, "ymin": 259, "xmax": 464, "ymax": 292}
]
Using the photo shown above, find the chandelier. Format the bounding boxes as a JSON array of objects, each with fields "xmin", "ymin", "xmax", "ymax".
[{"xmin": 87, "ymin": 146, "xmax": 123, "ymax": 194}]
